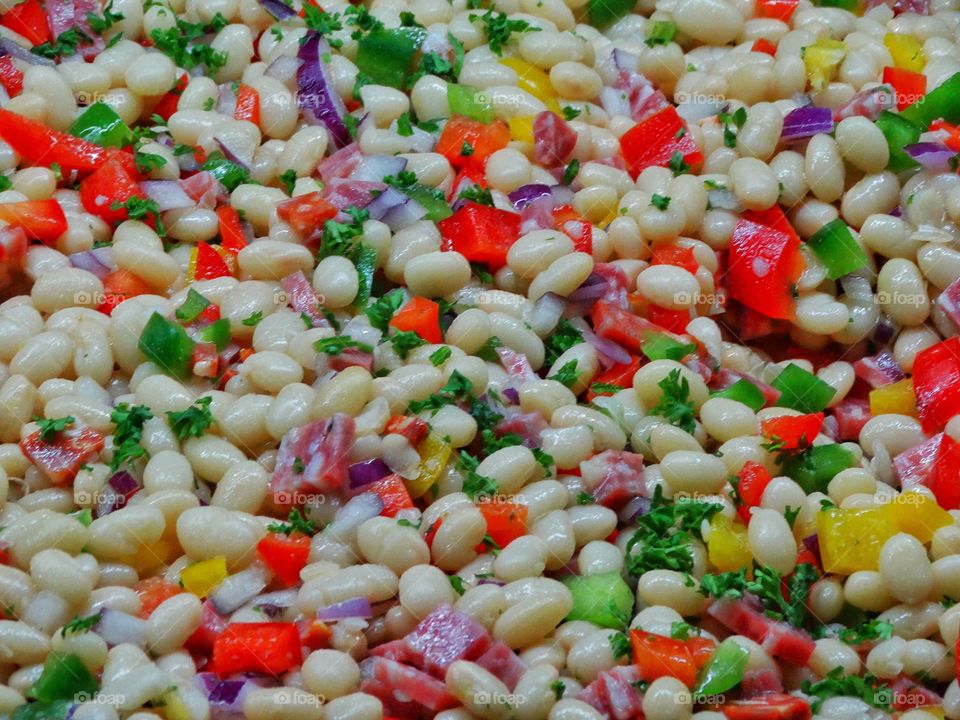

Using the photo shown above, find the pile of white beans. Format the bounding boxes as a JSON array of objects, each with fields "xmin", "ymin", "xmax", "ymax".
[{"xmin": 2, "ymin": 0, "xmax": 960, "ymax": 716}]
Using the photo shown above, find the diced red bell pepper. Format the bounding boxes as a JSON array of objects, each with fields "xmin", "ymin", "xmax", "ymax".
[
  {"xmin": 257, "ymin": 532, "xmax": 311, "ymax": 587},
  {"xmin": 211, "ymin": 622, "xmax": 303, "ymax": 676},
  {"xmin": 755, "ymin": 0, "xmax": 798, "ymax": 19},
  {"xmin": 591, "ymin": 299, "xmax": 678, "ymax": 355},
  {"xmin": 80, "ymin": 157, "xmax": 146, "ymax": 226},
  {"xmin": 0, "ymin": 57, "xmax": 23, "ymax": 97},
  {"xmin": 687, "ymin": 636, "xmax": 717, "ymax": 668},
  {"xmin": 727, "ymin": 206, "xmax": 803, "ymax": 320},
  {"xmin": 185, "ymin": 600, "xmax": 227, "ymax": 655},
  {"xmin": 276, "ymin": 191, "xmax": 337, "ymax": 236},
  {"xmin": 476, "ymin": 500, "xmax": 528, "ymax": 550},
  {"xmin": 436, "ymin": 115, "xmax": 510, "ymax": 171},
  {"xmin": 553, "ymin": 204, "xmax": 592, "ymax": 254},
  {"xmin": 390, "ymin": 296, "xmax": 442, "ymax": 344},
  {"xmin": 0, "ymin": 199, "xmax": 67, "ymax": 244},
  {"xmin": 735, "ymin": 460, "xmax": 773, "ymax": 522},
  {"xmin": 723, "ymin": 694, "xmax": 811, "ymax": 720},
  {"xmin": 585, "ymin": 356, "xmax": 640, "ymax": 402},
  {"xmin": 883, "ymin": 66, "xmax": 927, "ymax": 110},
  {"xmin": 913, "ymin": 336, "xmax": 960, "ymax": 433},
  {"xmin": 0, "ymin": 108, "xmax": 122, "ymax": 176},
  {"xmin": 652, "ymin": 243, "xmax": 699, "ymax": 275},
  {"xmin": 0, "ymin": 0, "xmax": 50, "ymax": 45},
  {"xmin": 192, "ymin": 342, "xmax": 219, "ymax": 379},
  {"xmin": 619, "ymin": 105, "xmax": 703, "ymax": 179},
  {"xmin": 234, "ymin": 83, "xmax": 261, "ymax": 125},
  {"xmin": 298, "ymin": 618, "xmax": 332, "ymax": 651},
  {"xmin": 384, "ymin": 415, "xmax": 429, "ymax": 446},
  {"xmin": 216, "ymin": 205, "xmax": 247, "ymax": 254},
  {"xmin": 647, "ymin": 304, "xmax": 690, "ymax": 333},
  {"xmin": 630, "ymin": 630, "xmax": 698, "ymax": 687},
  {"xmin": 191, "ymin": 241, "xmax": 233, "ymax": 281},
  {"xmin": 368, "ymin": 473, "xmax": 415, "ymax": 517},
  {"xmin": 19, "ymin": 424, "xmax": 104, "ymax": 485},
  {"xmin": 437, "ymin": 201, "xmax": 521, "ymax": 271},
  {"xmin": 897, "ymin": 433, "xmax": 960, "ymax": 510},
  {"xmin": 135, "ymin": 577, "xmax": 183, "ymax": 619},
  {"xmin": 151, "ymin": 73, "xmax": 188, "ymax": 122},
  {"xmin": 752, "ymin": 38, "xmax": 777, "ymax": 55},
  {"xmin": 97, "ymin": 269, "xmax": 153, "ymax": 315},
  {"xmin": 760, "ymin": 412, "xmax": 824, "ymax": 450},
  {"xmin": 931, "ymin": 119, "xmax": 960, "ymax": 152}
]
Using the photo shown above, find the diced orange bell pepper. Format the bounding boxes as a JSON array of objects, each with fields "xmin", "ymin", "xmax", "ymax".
[
  {"xmin": 760, "ymin": 412, "xmax": 824, "ymax": 450},
  {"xmin": 585, "ymin": 356, "xmax": 641, "ymax": 402},
  {"xmin": 368, "ymin": 473, "xmax": 415, "ymax": 517},
  {"xmin": 257, "ymin": 532, "xmax": 311, "ymax": 587},
  {"xmin": 135, "ymin": 576, "xmax": 183, "ymax": 619},
  {"xmin": 437, "ymin": 202, "xmax": 521, "ymax": 271},
  {"xmin": 630, "ymin": 630, "xmax": 698, "ymax": 687},
  {"xmin": 189, "ymin": 241, "xmax": 234, "ymax": 281},
  {"xmin": 390, "ymin": 296, "xmax": 442, "ymax": 344},
  {"xmin": 234, "ymin": 83, "xmax": 261, "ymax": 125},
  {"xmin": 97, "ymin": 269, "xmax": 153, "ymax": 315},
  {"xmin": 0, "ymin": 199, "xmax": 67, "ymax": 244},
  {"xmin": 477, "ymin": 500, "xmax": 528, "ymax": 549},
  {"xmin": 883, "ymin": 66, "xmax": 927, "ymax": 110},
  {"xmin": 216, "ymin": 205, "xmax": 248, "ymax": 254},
  {"xmin": 211, "ymin": 622, "xmax": 302, "ymax": 676},
  {"xmin": 276, "ymin": 192, "xmax": 337, "ymax": 236},
  {"xmin": 79, "ymin": 157, "xmax": 146, "ymax": 226},
  {"xmin": 755, "ymin": 0, "xmax": 798, "ymax": 20},
  {"xmin": 0, "ymin": 0, "xmax": 50, "ymax": 45},
  {"xmin": 752, "ymin": 38, "xmax": 777, "ymax": 56},
  {"xmin": 619, "ymin": 106, "xmax": 702, "ymax": 179},
  {"xmin": 436, "ymin": 115, "xmax": 510, "ymax": 171}
]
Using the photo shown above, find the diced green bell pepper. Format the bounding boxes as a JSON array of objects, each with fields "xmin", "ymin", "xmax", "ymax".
[
  {"xmin": 875, "ymin": 110, "xmax": 921, "ymax": 173},
  {"xmin": 138, "ymin": 312, "xmax": 196, "ymax": 379},
  {"xmin": 447, "ymin": 83, "xmax": 494, "ymax": 124},
  {"xmin": 197, "ymin": 318, "xmax": 231, "ymax": 352},
  {"xmin": 586, "ymin": 0, "xmax": 635, "ymax": 29},
  {"xmin": 900, "ymin": 71, "xmax": 960, "ymax": 129},
  {"xmin": 564, "ymin": 572, "xmax": 634, "ymax": 629},
  {"xmin": 29, "ymin": 654, "xmax": 98, "ymax": 703},
  {"xmin": 711, "ymin": 379, "xmax": 766, "ymax": 412},
  {"xmin": 807, "ymin": 218, "xmax": 869, "ymax": 280},
  {"xmin": 200, "ymin": 152, "xmax": 252, "ymax": 192},
  {"xmin": 175, "ymin": 288, "xmax": 212, "ymax": 323},
  {"xmin": 814, "ymin": 0, "xmax": 858, "ymax": 9},
  {"xmin": 69, "ymin": 508, "xmax": 92, "ymax": 526},
  {"xmin": 12, "ymin": 700, "xmax": 75, "ymax": 720},
  {"xmin": 402, "ymin": 184, "xmax": 452, "ymax": 222},
  {"xmin": 355, "ymin": 28, "xmax": 426, "ymax": 89},
  {"xmin": 640, "ymin": 332, "xmax": 697, "ymax": 362},
  {"xmin": 68, "ymin": 102, "xmax": 134, "ymax": 148},
  {"xmin": 695, "ymin": 638, "xmax": 750, "ymax": 695},
  {"xmin": 771, "ymin": 364, "xmax": 835, "ymax": 413},
  {"xmin": 782, "ymin": 443, "xmax": 857, "ymax": 493}
]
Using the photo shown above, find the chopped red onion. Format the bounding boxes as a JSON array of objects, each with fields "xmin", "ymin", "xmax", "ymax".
[
  {"xmin": 348, "ymin": 458, "xmax": 391, "ymax": 489},
  {"xmin": 297, "ymin": 33, "xmax": 350, "ymax": 147},
  {"xmin": 938, "ymin": 276, "xmax": 960, "ymax": 330},
  {"xmin": 353, "ymin": 155, "xmax": 407, "ymax": 183},
  {"xmin": 904, "ymin": 142, "xmax": 957, "ymax": 171},
  {"xmin": 214, "ymin": 135, "xmax": 253, "ymax": 169},
  {"xmin": 706, "ymin": 188, "xmax": 742, "ymax": 211},
  {"xmin": 781, "ymin": 105, "xmax": 834, "ymax": 142},
  {"xmin": 260, "ymin": 0, "xmax": 296, "ymax": 20},
  {"xmin": 216, "ymin": 83, "xmax": 238, "ymax": 117},
  {"xmin": 568, "ymin": 317, "xmax": 632, "ymax": 366},
  {"xmin": 0, "ymin": 37, "xmax": 55, "ymax": 66},
  {"xmin": 209, "ymin": 564, "xmax": 269, "ymax": 614},
  {"xmin": 502, "ymin": 387, "xmax": 520, "ymax": 404},
  {"xmin": 317, "ymin": 596, "xmax": 373, "ymax": 621},
  {"xmin": 802, "ymin": 534, "xmax": 821, "ymax": 566},
  {"xmin": 69, "ymin": 249, "xmax": 115, "ymax": 279},
  {"xmin": 329, "ymin": 492, "xmax": 384, "ymax": 536},
  {"xmin": 528, "ymin": 292, "xmax": 566, "ymax": 337},
  {"xmin": 365, "ymin": 185, "xmax": 410, "ymax": 221},
  {"xmin": 381, "ymin": 195, "xmax": 427, "ymax": 231},
  {"xmin": 508, "ymin": 183, "xmax": 553, "ymax": 210},
  {"xmin": 265, "ymin": 54, "xmax": 302, "ymax": 87},
  {"xmin": 139, "ymin": 180, "xmax": 195, "ymax": 211},
  {"xmin": 619, "ymin": 495, "xmax": 652, "ymax": 523}
]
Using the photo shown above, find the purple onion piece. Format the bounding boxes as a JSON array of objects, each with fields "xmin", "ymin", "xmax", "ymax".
[
  {"xmin": 904, "ymin": 141, "xmax": 957, "ymax": 172},
  {"xmin": 781, "ymin": 105, "xmax": 834, "ymax": 142},
  {"xmin": 347, "ymin": 458, "xmax": 392, "ymax": 489},
  {"xmin": 317, "ymin": 596, "xmax": 373, "ymax": 621},
  {"xmin": 69, "ymin": 249, "xmax": 114, "ymax": 279},
  {"xmin": 508, "ymin": 183, "xmax": 553, "ymax": 210},
  {"xmin": 502, "ymin": 387, "xmax": 520, "ymax": 404},
  {"xmin": 260, "ymin": 0, "xmax": 296, "ymax": 19},
  {"xmin": 0, "ymin": 37, "xmax": 55, "ymax": 66},
  {"xmin": 802, "ymin": 534, "xmax": 822, "ymax": 566},
  {"xmin": 297, "ymin": 32, "xmax": 350, "ymax": 147},
  {"xmin": 208, "ymin": 680, "xmax": 245, "ymax": 705}
]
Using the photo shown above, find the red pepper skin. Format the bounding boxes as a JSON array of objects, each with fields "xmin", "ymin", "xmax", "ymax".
[
  {"xmin": 630, "ymin": 630, "xmax": 698, "ymax": 687},
  {"xmin": 211, "ymin": 622, "xmax": 302, "ymax": 676},
  {"xmin": 585, "ymin": 356, "xmax": 641, "ymax": 402},
  {"xmin": 19, "ymin": 425, "xmax": 105, "ymax": 485},
  {"xmin": 760, "ymin": 412, "xmax": 824, "ymax": 450},
  {"xmin": 0, "ymin": 0, "xmax": 50, "ymax": 45},
  {"xmin": 755, "ymin": 0, "xmax": 798, "ymax": 20},
  {"xmin": 135, "ymin": 577, "xmax": 184, "ymax": 619},
  {"xmin": 436, "ymin": 115, "xmax": 510, "ymax": 171},
  {"xmin": 384, "ymin": 415, "xmax": 429, "ymax": 446},
  {"xmin": 0, "ymin": 108, "xmax": 127, "ymax": 176},
  {"xmin": 591, "ymin": 299, "xmax": 676, "ymax": 355},
  {"xmin": 752, "ymin": 38, "xmax": 777, "ymax": 55},
  {"xmin": 216, "ymin": 205, "xmax": 247, "ymax": 254},
  {"xmin": 97, "ymin": 269, "xmax": 153, "ymax": 315},
  {"xmin": 193, "ymin": 241, "xmax": 233, "ymax": 280},
  {"xmin": 257, "ymin": 533, "xmax": 311, "ymax": 587},
  {"xmin": 476, "ymin": 501, "xmax": 528, "ymax": 549},
  {"xmin": 0, "ymin": 199, "xmax": 67, "ymax": 244},
  {"xmin": 736, "ymin": 460, "xmax": 772, "ymax": 522},
  {"xmin": 152, "ymin": 73, "xmax": 188, "ymax": 121},
  {"xmin": 80, "ymin": 158, "xmax": 146, "ymax": 226},
  {"xmin": 437, "ymin": 202, "xmax": 521, "ymax": 271},
  {"xmin": 234, "ymin": 83, "xmax": 261, "ymax": 125},
  {"xmin": 883, "ymin": 66, "xmax": 927, "ymax": 110},
  {"xmin": 913, "ymin": 336, "xmax": 960, "ymax": 433},
  {"xmin": 647, "ymin": 304, "xmax": 690, "ymax": 333},
  {"xmin": 722, "ymin": 694, "xmax": 811, "ymax": 720},
  {"xmin": 389, "ymin": 296, "xmax": 442, "ymax": 344},
  {"xmin": 619, "ymin": 106, "xmax": 703, "ymax": 178},
  {"xmin": 0, "ymin": 57, "xmax": 23, "ymax": 97},
  {"xmin": 652, "ymin": 243, "xmax": 699, "ymax": 275},
  {"xmin": 727, "ymin": 206, "xmax": 803, "ymax": 320},
  {"xmin": 276, "ymin": 192, "xmax": 338, "ymax": 236},
  {"xmin": 368, "ymin": 473, "xmax": 415, "ymax": 517}
]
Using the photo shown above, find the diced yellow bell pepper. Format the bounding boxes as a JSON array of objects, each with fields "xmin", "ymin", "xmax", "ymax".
[
  {"xmin": 803, "ymin": 39, "xmax": 847, "ymax": 91},
  {"xmin": 921, "ymin": 707, "xmax": 945, "ymax": 720},
  {"xmin": 818, "ymin": 506, "xmax": 897, "ymax": 574},
  {"xmin": 407, "ymin": 433, "xmax": 451, "ymax": 499},
  {"xmin": 499, "ymin": 57, "xmax": 561, "ymax": 113},
  {"xmin": 180, "ymin": 556, "xmax": 228, "ymax": 598},
  {"xmin": 884, "ymin": 33, "xmax": 925, "ymax": 73},
  {"xmin": 508, "ymin": 115, "xmax": 535, "ymax": 144},
  {"xmin": 707, "ymin": 514, "xmax": 753, "ymax": 572},
  {"xmin": 162, "ymin": 691, "xmax": 191, "ymax": 720},
  {"xmin": 869, "ymin": 378, "xmax": 916, "ymax": 417},
  {"xmin": 883, "ymin": 491, "xmax": 952, "ymax": 544}
]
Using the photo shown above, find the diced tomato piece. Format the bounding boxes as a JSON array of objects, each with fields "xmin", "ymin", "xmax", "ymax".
[
  {"xmin": 438, "ymin": 202, "xmax": 521, "ymax": 271},
  {"xmin": 151, "ymin": 73, "xmax": 188, "ymax": 121},
  {"xmin": 586, "ymin": 356, "xmax": 641, "ymax": 402},
  {"xmin": 97, "ymin": 269, "xmax": 153, "ymax": 315},
  {"xmin": 234, "ymin": 83, "xmax": 261, "ymax": 125},
  {"xmin": 760, "ymin": 412, "xmax": 824, "ymax": 450},
  {"xmin": 0, "ymin": 108, "xmax": 121, "ymax": 176},
  {"xmin": 191, "ymin": 241, "xmax": 233, "ymax": 281},
  {"xmin": 390, "ymin": 296, "xmax": 442, "ymax": 344},
  {"xmin": 368, "ymin": 474, "xmax": 415, "ymax": 517},
  {"xmin": 883, "ymin": 66, "xmax": 927, "ymax": 110},
  {"xmin": 752, "ymin": 38, "xmax": 777, "ymax": 55},
  {"xmin": 216, "ymin": 205, "xmax": 247, "ymax": 254},
  {"xmin": 727, "ymin": 206, "xmax": 803, "ymax": 320},
  {"xmin": 0, "ymin": 57, "xmax": 23, "ymax": 97},
  {"xmin": 384, "ymin": 415, "xmax": 429, "ymax": 446},
  {"xmin": 436, "ymin": 115, "xmax": 510, "ymax": 171},
  {"xmin": 135, "ymin": 577, "xmax": 183, "ymax": 619},
  {"xmin": 0, "ymin": 0, "xmax": 50, "ymax": 45},
  {"xmin": 630, "ymin": 630, "xmax": 698, "ymax": 687},
  {"xmin": 723, "ymin": 694, "xmax": 811, "ymax": 719},
  {"xmin": 20, "ymin": 424, "xmax": 104, "ymax": 485},
  {"xmin": 80, "ymin": 157, "xmax": 146, "ymax": 226},
  {"xmin": 619, "ymin": 106, "xmax": 703, "ymax": 178},
  {"xmin": 755, "ymin": 0, "xmax": 798, "ymax": 19},
  {"xmin": 257, "ymin": 532, "xmax": 311, "ymax": 587},
  {"xmin": 477, "ymin": 501, "xmax": 528, "ymax": 549},
  {"xmin": 913, "ymin": 336, "xmax": 960, "ymax": 433},
  {"xmin": 0, "ymin": 199, "xmax": 67, "ymax": 244},
  {"xmin": 736, "ymin": 460, "xmax": 773, "ymax": 522},
  {"xmin": 277, "ymin": 191, "xmax": 337, "ymax": 236},
  {"xmin": 211, "ymin": 622, "xmax": 302, "ymax": 676},
  {"xmin": 652, "ymin": 243, "xmax": 699, "ymax": 275}
]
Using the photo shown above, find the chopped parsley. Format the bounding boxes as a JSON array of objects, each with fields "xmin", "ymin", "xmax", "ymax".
[
  {"xmin": 668, "ymin": 151, "xmax": 691, "ymax": 176},
  {"xmin": 591, "ymin": 382, "xmax": 624, "ymax": 396},
  {"xmin": 576, "ymin": 491, "xmax": 595, "ymax": 505},
  {"xmin": 550, "ymin": 680, "xmax": 565, "ymax": 700},
  {"xmin": 303, "ymin": 4, "xmax": 344, "ymax": 48},
  {"xmin": 468, "ymin": 9, "xmax": 538, "ymax": 55},
  {"xmin": 241, "ymin": 310, "xmax": 263, "ymax": 327},
  {"xmin": 448, "ymin": 575, "xmax": 466, "ymax": 595},
  {"xmin": 408, "ymin": 371, "xmax": 474, "ymax": 414},
  {"xmin": 32, "ymin": 27, "xmax": 91, "ymax": 59},
  {"xmin": 267, "ymin": 508, "xmax": 319, "ymax": 536},
  {"xmin": 562, "ymin": 106, "xmax": 581, "ymax": 121},
  {"xmin": 698, "ymin": 563, "xmax": 820, "ymax": 629},
  {"xmin": 460, "ymin": 141, "xmax": 475, "ymax": 156},
  {"xmin": 134, "ymin": 151, "xmax": 166, "ymax": 174},
  {"xmin": 609, "ymin": 632, "xmax": 631, "ymax": 659},
  {"xmin": 110, "ymin": 197, "xmax": 165, "ymax": 235},
  {"xmin": 150, "ymin": 14, "xmax": 229, "ymax": 72},
  {"xmin": 87, "ymin": 1, "xmax": 124, "ymax": 34},
  {"xmin": 109, "ymin": 403, "xmax": 154, "ymax": 470},
  {"xmin": 459, "ymin": 451, "xmax": 499, "ymax": 500},
  {"xmin": 61, "ymin": 612, "xmax": 102, "ymax": 637},
  {"xmin": 458, "ymin": 184, "xmax": 494, "ymax": 206},
  {"xmin": 396, "ymin": 112, "xmax": 414, "ymax": 137},
  {"xmin": 669, "ymin": 621, "xmax": 699, "ymax": 640},
  {"xmin": 390, "ymin": 330, "xmax": 427, "ymax": 359},
  {"xmin": 649, "ymin": 369, "xmax": 697, "ymax": 434},
  {"xmin": 36, "ymin": 416, "xmax": 75, "ymax": 443},
  {"xmin": 429, "ymin": 346, "xmax": 452, "ymax": 366},
  {"xmin": 838, "ymin": 619, "xmax": 894, "ymax": 646},
  {"xmin": 719, "ymin": 107, "xmax": 748, "ymax": 149},
  {"xmin": 166, "ymin": 397, "xmax": 214, "ymax": 441},
  {"xmin": 562, "ymin": 158, "xmax": 580, "ymax": 185},
  {"xmin": 548, "ymin": 359, "xmax": 581, "ymax": 388},
  {"xmin": 365, "ymin": 289, "xmax": 405, "ymax": 333},
  {"xmin": 544, "ymin": 318, "xmax": 584, "ymax": 366},
  {"xmin": 801, "ymin": 668, "xmax": 891, "ymax": 712},
  {"xmin": 314, "ymin": 336, "xmax": 374, "ymax": 356},
  {"xmin": 279, "ymin": 169, "xmax": 297, "ymax": 195},
  {"xmin": 650, "ymin": 193, "xmax": 671, "ymax": 211},
  {"xmin": 200, "ymin": 151, "xmax": 253, "ymax": 192}
]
